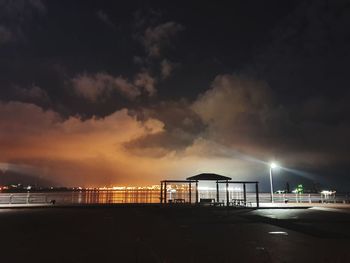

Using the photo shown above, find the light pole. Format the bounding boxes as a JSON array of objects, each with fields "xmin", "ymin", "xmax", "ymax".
[{"xmin": 269, "ymin": 162, "xmax": 277, "ymax": 203}]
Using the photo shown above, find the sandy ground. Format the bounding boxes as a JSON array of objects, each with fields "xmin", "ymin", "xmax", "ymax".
[{"xmin": 0, "ymin": 205, "xmax": 350, "ymax": 263}]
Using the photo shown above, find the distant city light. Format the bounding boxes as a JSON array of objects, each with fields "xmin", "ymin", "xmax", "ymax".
[{"xmin": 94, "ymin": 185, "xmax": 161, "ymax": 191}]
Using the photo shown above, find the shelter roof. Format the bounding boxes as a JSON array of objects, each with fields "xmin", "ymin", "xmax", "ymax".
[{"xmin": 186, "ymin": 173, "xmax": 231, "ymax": 181}]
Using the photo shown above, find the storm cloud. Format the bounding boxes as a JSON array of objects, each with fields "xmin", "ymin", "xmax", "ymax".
[{"xmin": 1, "ymin": 0, "xmax": 350, "ymax": 190}]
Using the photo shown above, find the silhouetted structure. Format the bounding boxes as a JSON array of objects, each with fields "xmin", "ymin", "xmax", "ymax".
[{"xmin": 160, "ymin": 173, "xmax": 259, "ymax": 207}]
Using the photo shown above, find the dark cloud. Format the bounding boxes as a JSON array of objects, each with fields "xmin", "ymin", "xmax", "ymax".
[
  {"xmin": 191, "ymin": 74, "xmax": 350, "ymax": 166},
  {"xmin": 0, "ymin": 0, "xmax": 46, "ymax": 43},
  {"xmin": 125, "ymin": 72, "xmax": 350, "ymax": 177},
  {"xmin": 133, "ymin": 19, "xmax": 184, "ymax": 81},
  {"xmin": 13, "ymin": 84, "xmax": 50, "ymax": 103},
  {"xmin": 134, "ymin": 71, "xmax": 157, "ymax": 96},
  {"xmin": 126, "ymin": 74, "xmax": 277, "ymax": 158},
  {"xmin": 0, "ymin": 25, "xmax": 14, "ymax": 45},
  {"xmin": 253, "ymin": 0, "xmax": 350, "ymax": 102},
  {"xmin": 70, "ymin": 70, "xmax": 158, "ymax": 103},
  {"xmin": 141, "ymin": 21, "xmax": 184, "ymax": 58},
  {"xmin": 0, "ymin": 0, "xmax": 46, "ymax": 18},
  {"xmin": 125, "ymin": 99, "xmax": 205, "ymax": 156},
  {"xmin": 72, "ymin": 73, "xmax": 141, "ymax": 102},
  {"xmin": 96, "ymin": 10, "xmax": 116, "ymax": 30},
  {"xmin": 67, "ymin": 18, "xmax": 184, "ymax": 106},
  {"xmin": 160, "ymin": 59, "xmax": 176, "ymax": 79}
]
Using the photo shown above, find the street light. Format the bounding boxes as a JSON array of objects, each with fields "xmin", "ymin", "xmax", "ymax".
[{"xmin": 269, "ymin": 162, "xmax": 277, "ymax": 203}]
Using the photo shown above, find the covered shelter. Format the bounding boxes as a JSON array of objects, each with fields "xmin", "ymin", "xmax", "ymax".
[
  {"xmin": 217, "ymin": 180, "xmax": 259, "ymax": 207},
  {"xmin": 186, "ymin": 173, "xmax": 231, "ymax": 204},
  {"xmin": 160, "ymin": 173, "xmax": 260, "ymax": 207},
  {"xmin": 159, "ymin": 179, "xmax": 197, "ymax": 204}
]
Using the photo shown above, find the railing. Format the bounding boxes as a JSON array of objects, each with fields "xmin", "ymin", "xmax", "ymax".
[
  {"xmin": 0, "ymin": 190, "xmax": 161, "ymax": 205},
  {"xmin": 258, "ymin": 193, "xmax": 350, "ymax": 204},
  {"xmin": 165, "ymin": 191, "xmax": 350, "ymax": 205},
  {"xmin": 0, "ymin": 191, "xmax": 349, "ymax": 205}
]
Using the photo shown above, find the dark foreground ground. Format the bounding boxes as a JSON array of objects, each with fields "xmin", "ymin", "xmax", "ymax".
[{"xmin": 1, "ymin": 205, "xmax": 350, "ymax": 263}]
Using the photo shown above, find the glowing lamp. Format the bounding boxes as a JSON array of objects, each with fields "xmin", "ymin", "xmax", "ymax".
[{"xmin": 270, "ymin": 162, "xmax": 277, "ymax": 169}]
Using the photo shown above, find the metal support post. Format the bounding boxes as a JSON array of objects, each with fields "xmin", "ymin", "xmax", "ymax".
[
  {"xmin": 256, "ymin": 183, "xmax": 259, "ymax": 208},
  {"xmin": 160, "ymin": 182, "xmax": 163, "ymax": 203},
  {"xmin": 226, "ymin": 181, "xmax": 229, "ymax": 206},
  {"xmin": 164, "ymin": 182, "xmax": 167, "ymax": 204},
  {"xmin": 243, "ymin": 183, "xmax": 246, "ymax": 206},
  {"xmin": 216, "ymin": 181, "xmax": 219, "ymax": 202}
]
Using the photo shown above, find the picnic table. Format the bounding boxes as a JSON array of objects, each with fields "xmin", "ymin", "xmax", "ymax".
[
  {"xmin": 174, "ymin": 198, "xmax": 185, "ymax": 203},
  {"xmin": 199, "ymin": 198, "xmax": 215, "ymax": 204},
  {"xmin": 199, "ymin": 198, "xmax": 224, "ymax": 206},
  {"xmin": 230, "ymin": 199, "xmax": 252, "ymax": 207}
]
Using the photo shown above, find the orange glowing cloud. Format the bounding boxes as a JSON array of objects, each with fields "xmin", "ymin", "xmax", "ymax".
[
  {"xmin": 0, "ymin": 101, "xmax": 264, "ymax": 186},
  {"xmin": 0, "ymin": 101, "xmax": 167, "ymax": 186}
]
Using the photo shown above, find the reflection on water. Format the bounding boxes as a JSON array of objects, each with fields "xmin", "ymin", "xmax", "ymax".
[
  {"xmin": 0, "ymin": 190, "xmax": 161, "ymax": 204},
  {"xmin": 68, "ymin": 189, "xmax": 229, "ymax": 204},
  {"xmin": 68, "ymin": 189, "xmax": 255, "ymax": 204},
  {"xmin": 71, "ymin": 190, "xmax": 161, "ymax": 204}
]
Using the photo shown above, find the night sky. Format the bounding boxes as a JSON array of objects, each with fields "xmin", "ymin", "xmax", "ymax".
[{"xmin": 1, "ymin": 0, "xmax": 350, "ymax": 190}]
